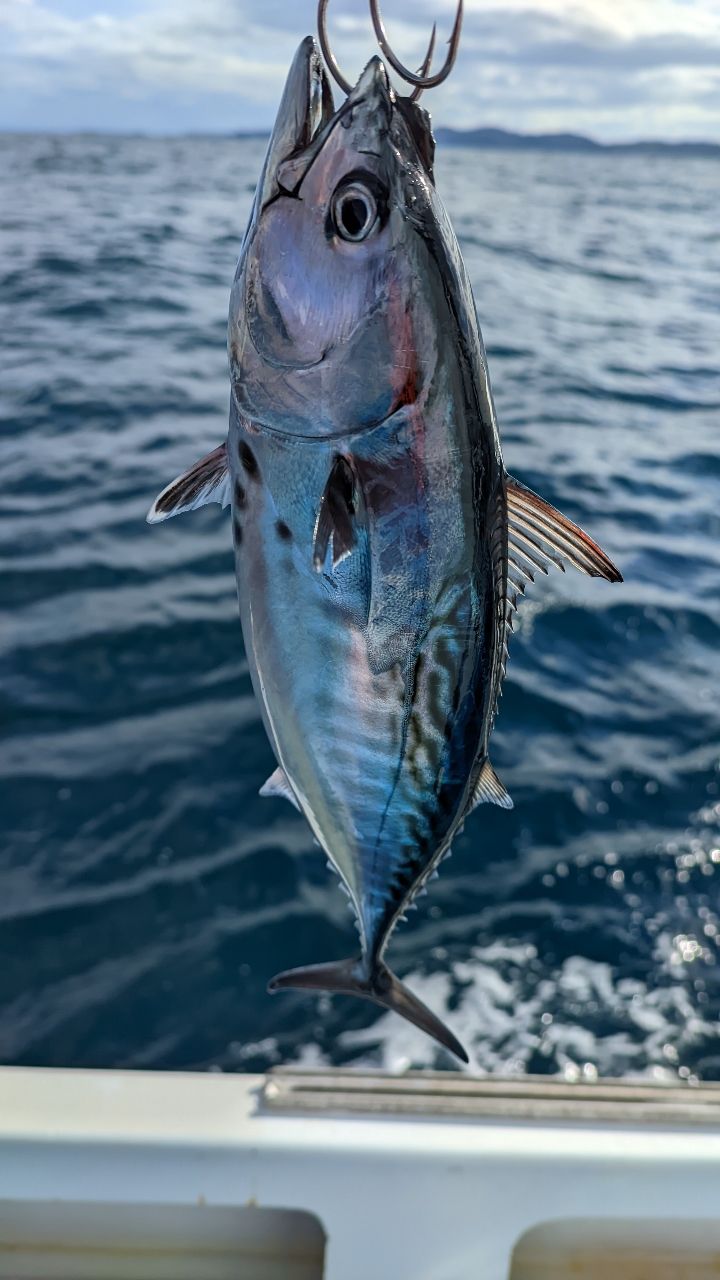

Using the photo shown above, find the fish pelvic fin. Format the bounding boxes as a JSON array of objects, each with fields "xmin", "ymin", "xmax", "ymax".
[
  {"xmin": 268, "ymin": 956, "xmax": 468, "ymax": 1064},
  {"xmin": 259, "ymin": 765, "xmax": 301, "ymax": 812},
  {"xmin": 312, "ymin": 454, "xmax": 361, "ymax": 571},
  {"xmin": 147, "ymin": 443, "xmax": 229, "ymax": 524},
  {"xmin": 506, "ymin": 473, "xmax": 622, "ymax": 588}
]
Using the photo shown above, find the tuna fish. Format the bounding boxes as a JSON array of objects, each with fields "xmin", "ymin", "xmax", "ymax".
[{"xmin": 148, "ymin": 35, "xmax": 621, "ymax": 1063}]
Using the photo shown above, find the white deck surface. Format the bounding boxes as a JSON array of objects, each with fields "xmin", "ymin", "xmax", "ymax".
[{"xmin": 2, "ymin": 1066, "xmax": 720, "ymax": 1279}]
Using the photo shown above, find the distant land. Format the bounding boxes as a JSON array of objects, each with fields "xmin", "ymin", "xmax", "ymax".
[
  {"xmin": 434, "ymin": 127, "xmax": 720, "ymax": 157},
  {"xmin": 2, "ymin": 126, "xmax": 717, "ymax": 155}
]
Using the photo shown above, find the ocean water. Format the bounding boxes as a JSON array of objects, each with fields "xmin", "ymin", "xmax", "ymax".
[{"xmin": 1, "ymin": 132, "xmax": 719, "ymax": 1079}]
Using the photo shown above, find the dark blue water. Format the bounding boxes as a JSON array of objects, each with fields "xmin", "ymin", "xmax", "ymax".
[{"xmin": 1, "ymin": 132, "xmax": 719, "ymax": 1078}]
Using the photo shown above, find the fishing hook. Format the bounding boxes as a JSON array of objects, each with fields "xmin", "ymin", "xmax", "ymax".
[
  {"xmin": 317, "ymin": 0, "xmax": 450, "ymax": 101},
  {"xmin": 317, "ymin": 0, "xmax": 353, "ymax": 95},
  {"xmin": 370, "ymin": 0, "xmax": 463, "ymax": 91},
  {"xmin": 409, "ymin": 23, "xmax": 436, "ymax": 103}
]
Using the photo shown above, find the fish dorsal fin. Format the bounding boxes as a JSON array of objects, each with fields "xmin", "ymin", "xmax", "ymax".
[
  {"xmin": 505, "ymin": 474, "xmax": 622, "ymax": 598},
  {"xmin": 147, "ymin": 443, "xmax": 229, "ymax": 524},
  {"xmin": 312, "ymin": 455, "xmax": 360, "ymax": 571},
  {"xmin": 467, "ymin": 758, "xmax": 513, "ymax": 813},
  {"xmin": 259, "ymin": 765, "xmax": 300, "ymax": 812}
]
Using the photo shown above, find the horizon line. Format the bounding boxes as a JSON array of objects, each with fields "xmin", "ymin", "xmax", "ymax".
[{"xmin": 1, "ymin": 124, "xmax": 719, "ymax": 152}]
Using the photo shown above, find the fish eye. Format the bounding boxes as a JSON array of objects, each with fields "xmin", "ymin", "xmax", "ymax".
[{"xmin": 331, "ymin": 180, "xmax": 380, "ymax": 243}]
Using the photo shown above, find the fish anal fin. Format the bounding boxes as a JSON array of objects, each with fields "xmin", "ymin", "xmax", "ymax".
[
  {"xmin": 147, "ymin": 443, "xmax": 229, "ymax": 524},
  {"xmin": 269, "ymin": 957, "xmax": 468, "ymax": 1064},
  {"xmin": 468, "ymin": 758, "xmax": 513, "ymax": 812},
  {"xmin": 259, "ymin": 765, "xmax": 300, "ymax": 812},
  {"xmin": 506, "ymin": 474, "xmax": 622, "ymax": 588},
  {"xmin": 312, "ymin": 455, "xmax": 359, "ymax": 571}
]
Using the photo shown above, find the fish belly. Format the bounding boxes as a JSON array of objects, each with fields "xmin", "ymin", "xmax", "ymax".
[{"xmin": 230, "ymin": 414, "xmax": 497, "ymax": 956}]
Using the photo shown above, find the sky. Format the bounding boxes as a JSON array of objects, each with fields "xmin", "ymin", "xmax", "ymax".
[{"xmin": 1, "ymin": 0, "xmax": 720, "ymax": 140}]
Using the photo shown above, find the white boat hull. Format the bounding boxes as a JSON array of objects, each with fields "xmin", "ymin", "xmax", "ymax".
[{"xmin": 2, "ymin": 1067, "xmax": 720, "ymax": 1279}]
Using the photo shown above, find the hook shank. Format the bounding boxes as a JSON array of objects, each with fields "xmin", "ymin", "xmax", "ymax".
[{"xmin": 318, "ymin": 0, "xmax": 353, "ymax": 95}]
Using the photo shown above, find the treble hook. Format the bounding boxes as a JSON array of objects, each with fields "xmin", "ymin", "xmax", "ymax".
[{"xmin": 318, "ymin": 0, "xmax": 460, "ymax": 101}]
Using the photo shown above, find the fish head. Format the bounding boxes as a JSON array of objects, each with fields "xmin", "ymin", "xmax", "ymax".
[{"xmin": 229, "ymin": 44, "xmax": 455, "ymax": 438}]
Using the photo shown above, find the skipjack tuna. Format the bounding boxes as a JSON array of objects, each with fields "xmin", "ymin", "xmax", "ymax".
[{"xmin": 148, "ymin": 0, "xmax": 621, "ymax": 1063}]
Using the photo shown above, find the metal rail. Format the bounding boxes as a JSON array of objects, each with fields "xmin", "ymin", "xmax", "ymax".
[{"xmin": 263, "ymin": 1067, "xmax": 720, "ymax": 1125}]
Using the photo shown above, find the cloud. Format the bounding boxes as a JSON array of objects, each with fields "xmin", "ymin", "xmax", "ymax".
[{"xmin": 1, "ymin": 0, "xmax": 719, "ymax": 137}]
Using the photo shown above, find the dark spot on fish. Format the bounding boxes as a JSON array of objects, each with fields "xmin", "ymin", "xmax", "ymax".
[
  {"xmin": 276, "ymin": 519, "xmax": 292, "ymax": 542},
  {"xmin": 239, "ymin": 441, "xmax": 260, "ymax": 480},
  {"xmin": 234, "ymin": 479, "xmax": 247, "ymax": 509},
  {"xmin": 233, "ymin": 517, "xmax": 243, "ymax": 546}
]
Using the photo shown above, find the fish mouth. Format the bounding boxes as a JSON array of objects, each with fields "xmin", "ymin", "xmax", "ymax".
[
  {"xmin": 259, "ymin": 42, "xmax": 428, "ymax": 206},
  {"xmin": 258, "ymin": 37, "xmax": 336, "ymax": 207},
  {"xmin": 273, "ymin": 54, "xmax": 393, "ymax": 199}
]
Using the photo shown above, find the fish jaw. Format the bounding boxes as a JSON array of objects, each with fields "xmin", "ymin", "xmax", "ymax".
[{"xmin": 256, "ymin": 37, "xmax": 335, "ymax": 211}]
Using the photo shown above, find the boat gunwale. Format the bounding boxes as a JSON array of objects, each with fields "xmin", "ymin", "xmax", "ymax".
[{"xmin": 262, "ymin": 1067, "xmax": 720, "ymax": 1126}]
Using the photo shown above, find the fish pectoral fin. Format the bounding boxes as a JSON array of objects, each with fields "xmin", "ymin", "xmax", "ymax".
[
  {"xmin": 467, "ymin": 758, "xmax": 513, "ymax": 812},
  {"xmin": 147, "ymin": 443, "xmax": 229, "ymax": 524},
  {"xmin": 269, "ymin": 956, "xmax": 469, "ymax": 1064},
  {"xmin": 259, "ymin": 765, "xmax": 301, "ymax": 812},
  {"xmin": 505, "ymin": 474, "xmax": 622, "ymax": 594},
  {"xmin": 312, "ymin": 454, "xmax": 360, "ymax": 571}
]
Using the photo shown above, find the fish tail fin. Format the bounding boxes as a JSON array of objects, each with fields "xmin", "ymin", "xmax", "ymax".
[{"xmin": 268, "ymin": 956, "xmax": 468, "ymax": 1064}]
